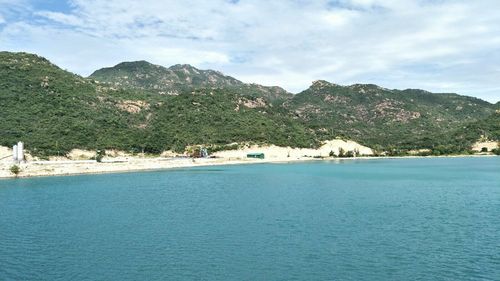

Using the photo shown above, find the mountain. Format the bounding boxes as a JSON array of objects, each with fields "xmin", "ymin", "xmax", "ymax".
[
  {"xmin": 0, "ymin": 51, "xmax": 498, "ymax": 156},
  {"xmin": 286, "ymin": 80, "xmax": 495, "ymax": 151},
  {"xmin": 0, "ymin": 52, "xmax": 150, "ymax": 155},
  {"xmin": 446, "ymin": 110, "xmax": 500, "ymax": 148},
  {"xmin": 90, "ymin": 61, "xmax": 240, "ymax": 93},
  {"xmin": 0, "ymin": 52, "xmax": 313, "ymax": 156},
  {"xmin": 90, "ymin": 61, "xmax": 291, "ymax": 103}
]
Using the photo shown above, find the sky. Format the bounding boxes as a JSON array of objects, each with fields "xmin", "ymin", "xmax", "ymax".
[{"xmin": 1, "ymin": 0, "xmax": 499, "ymax": 102}]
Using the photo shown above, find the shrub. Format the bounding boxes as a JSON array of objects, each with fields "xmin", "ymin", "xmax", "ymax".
[
  {"xmin": 10, "ymin": 165, "xmax": 20, "ymax": 177},
  {"xmin": 207, "ymin": 143, "xmax": 239, "ymax": 154},
  {"xmin": 345, "ymin": 150, "xmax": 355, "ymax": 157}
]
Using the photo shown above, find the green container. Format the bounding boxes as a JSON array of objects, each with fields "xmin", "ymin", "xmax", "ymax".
[{"xmin": 247, "ymin": 153, "xmax": 265, "ymax": 159}]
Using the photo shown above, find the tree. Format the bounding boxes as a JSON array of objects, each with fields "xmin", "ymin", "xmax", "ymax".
[
  {"xmin": 346, "ymin": 150, "xmax": 355, "ymax": 157},
  {"xmin": 10, "ymin": 165, "xmax": 20, "ymax": 177},
  {"xmin": 338, "ymin": 148, "xmax": 345, "ymax": 157}
]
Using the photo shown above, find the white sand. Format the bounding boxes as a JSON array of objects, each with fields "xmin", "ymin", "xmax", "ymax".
[
  {"xmin": 0, "ymin": 139, "xmax": 497, "ymax": 179},
  {"xmin": 0, "ymin": 140, "xmax": 372, "ymax": 178},
  {"xmin": 472, "ymin": 141, "xmax": 499, "ymax": 152},
  {"xmin": 213, "ymin": 140, "xmax": 373, "ymax": 160},
  {"xmin": 0, "ymin": 154, "xmax": 258, "ymax": 178}
]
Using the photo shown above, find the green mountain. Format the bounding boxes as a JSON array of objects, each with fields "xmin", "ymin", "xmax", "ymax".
[
  {"xmin": 0, "ymin": 51, "xmax": 498, "ymax": 156},
  {"xmin": 447, "ymin": 111, "xmax": 500, "ymax": 147},
  {"xmin": 0, "ymin": 52, "xmax": 149, "ymax": 155},
  {"xmin": 0, "ymin": 52, "xmax": 313, "ymax": 156},
  {"xmin": 90, "ymin": 61, "xmax": 291, "ymax": 103},
  {"xmin": 91, "ymin": 61, "xmax": 240, "ymax": 93},
  {"xmin": 287, "ymin": 80, "xmax": 495, "ymax": 151}
]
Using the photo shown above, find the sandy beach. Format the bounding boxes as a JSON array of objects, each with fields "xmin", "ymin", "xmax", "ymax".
[
  {"xmin": 0, "ymin": 140, "xmax": 370, "ymax": 178},
  {"xmin": 0, "ymin": 140, "xmax": 496, "ymax": 179}
]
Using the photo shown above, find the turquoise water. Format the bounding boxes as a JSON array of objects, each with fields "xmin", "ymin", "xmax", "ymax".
[{"xmin": 0, "ymin": 157, "xmax": 499, "ymax": 280}]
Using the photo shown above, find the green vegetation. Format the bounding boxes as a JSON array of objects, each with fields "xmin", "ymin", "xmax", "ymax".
[
  {"xmin": 338, "ymin": 148, "xmax": 345, "ymax": 157},
  {"xmin": 287, "ymin": 81, "xmax": 496, "ymax": 153},
  {"xmin": 9, "ymin": 165, "xmax": 20, "ymax": 176},
  {"xmin": 143, "ymin": 89, "xmax": 317, "ymax": 153},
  {"xmin": 0, "ymin": 52, "xmax": 148, "ymax": 156},
  {"xmin": 442, "ymin": 111, "xmax": 500, "ymax": 149},
  {"xmin": 1, "ymin": 51, "xmax": 498, "ymax": 157},
  {"xmin": 205, "ymin": 143, "xmax": 240, "ymax": 154},
  {"xmin": 0, "ymin": 52, "xmax": 313, "ymax": 156},
  {"xmin": 90, "ymin": 61, "xmax": 292, "ymax": 103}
]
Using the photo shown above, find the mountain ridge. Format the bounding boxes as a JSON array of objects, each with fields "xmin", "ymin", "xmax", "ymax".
[
  {"xmin": 89, "ymin": 60, "xmax": 292, "ymax": 102},
  {"xmin": 1, "ymin": 51, "xmax": 498, "ymax": 156},
  {"xmin": 91, "ymin": 60, "xmax": 500, "ymax": 105}
]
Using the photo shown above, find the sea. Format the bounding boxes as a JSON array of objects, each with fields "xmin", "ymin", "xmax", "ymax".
[{"xmin": 1, "ymin": 157, "xmax": 499, "ymax": 280}]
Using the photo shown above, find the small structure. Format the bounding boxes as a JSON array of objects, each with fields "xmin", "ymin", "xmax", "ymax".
[
  {"xmin": 12, "ymin": 141, "xmax": 24, "ymax": 162},
  {"xmin": 247, "ymin": 153, "xmax": 265, "ymax": 159},
  {"xmin": 186, "ymin": 145, "xmax": 209, "ymax": 158},
  {"xmin": 13, "ymin": 144, "xmax": 18, "ymax": 161},
  {"xmin": 17, "ymin": 141, "xmax": 24, "ymax": 161},
  {"xmin": 200, "ymin": 148, "xmax": 208, "ymax": 158}
]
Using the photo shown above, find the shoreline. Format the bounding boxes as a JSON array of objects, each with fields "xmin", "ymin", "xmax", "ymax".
[{"xmin": 0, "ymin": 154, "xmax": 496, "ymax": 180}]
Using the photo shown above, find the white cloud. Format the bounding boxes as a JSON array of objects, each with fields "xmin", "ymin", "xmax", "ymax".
[
  {"xmin": 322, "ymin": 10, "xmax": 359, "ymax": 27},
  {"xmin": 35, "ymin": 11, "xmax": 84, "ymax": 26},
  {"xmin": 1, "ymin": 0, "xmax": 499, "ymax": 102}
]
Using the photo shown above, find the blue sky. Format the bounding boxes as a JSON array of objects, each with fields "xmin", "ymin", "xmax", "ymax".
[{"xmin": 1, "ymin": 0, "xmax": 499, "ymax": 102}]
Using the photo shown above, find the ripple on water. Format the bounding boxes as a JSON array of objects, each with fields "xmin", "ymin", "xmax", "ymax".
[{"xmin": 0, "ymin": 157, "xmax": 499, "ymax": 280}]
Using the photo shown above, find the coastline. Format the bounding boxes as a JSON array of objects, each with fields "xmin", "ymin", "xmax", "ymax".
[{"xmin": 0, "ymin": 154, "xmax": 496, "ymax": 180}]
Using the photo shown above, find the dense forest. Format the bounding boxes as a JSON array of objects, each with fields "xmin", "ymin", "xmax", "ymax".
[{"xmin": 0, "ymin": 51, "xmax": 498, "ymax": 156}]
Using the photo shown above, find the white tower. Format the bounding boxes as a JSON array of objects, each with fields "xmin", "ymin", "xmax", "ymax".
[
  {"xmin": 13, "ymin": 145, "xmax": 18, "ymax": 161},
  {"xmin": 17, "ymin": 142, "xmax": 24, "ymax": 161}
]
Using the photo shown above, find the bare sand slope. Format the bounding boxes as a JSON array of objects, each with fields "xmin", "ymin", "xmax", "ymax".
[
  {"xmin": 213, "ymin": 140, "xmax": 373, "ymax": 160},
  {"xmin": 472, "ymin": 141, "xmax": 499, "ymax": 152}
]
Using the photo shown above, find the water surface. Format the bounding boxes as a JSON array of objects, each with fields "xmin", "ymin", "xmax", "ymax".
[{"xmin": 1, "ymin": 157, "xmax": 499, "ymax": 280}]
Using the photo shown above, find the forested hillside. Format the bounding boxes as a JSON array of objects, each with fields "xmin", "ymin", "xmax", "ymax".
[
  {"xmin": 0, "ymin": 51, "xmax": 497, "ymax": 156},
  {"xmin": 90, "ymin": 61, "xmax": 292, "ymax": 103},
  {"xmin": 287, "ymin": 80, "xmax": 495, "ymax": 151},
  {"xmin": 0, "ymin": 52, "xmax": 314, "ymax": 156}
]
